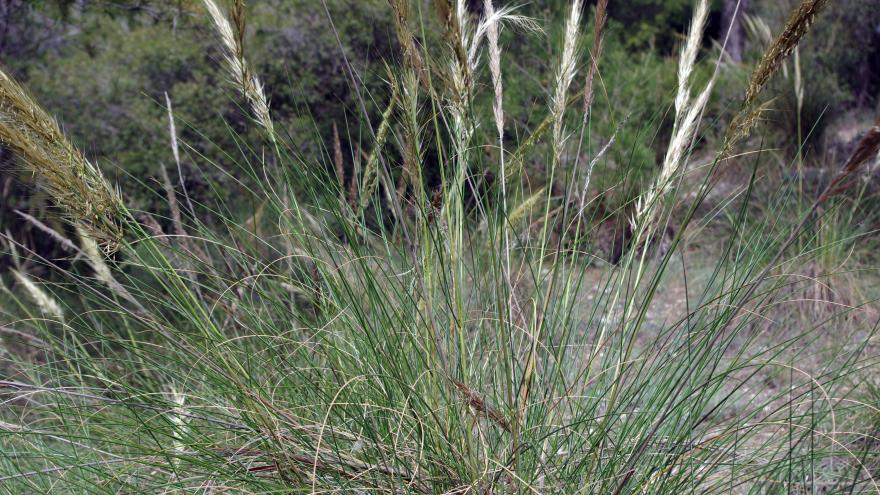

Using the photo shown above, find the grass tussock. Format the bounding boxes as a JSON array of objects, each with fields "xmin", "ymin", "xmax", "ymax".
[{"xmin": 1, "ymin": 0, "xmax": 878, "ymax": 493}]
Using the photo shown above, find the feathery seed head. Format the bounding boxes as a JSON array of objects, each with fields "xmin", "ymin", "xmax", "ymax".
[
  {"xmin": 634, "ymin": 0, "xmax": 714, "ymax": 229},
  {"xmin": 484, "ymin": 0, "xmax": 504, "ymax": 139},
  {"xmin": 721, "ymin": 0, "xmax": 828, "ymax": 154},
  {"xmin": 675, "ymin": 0, "xmax": 709, "ymax": 117},
  {"xmin": 77, "ymin": 227, "xmax": 115, "ymax": 288},
  {"xmin": 551, "ymin": 0, "xmax": 584, "ymax": 164},
  {"xmin": 582, "ymin": 0, "xmax": 608, "ymax": 117},
  {"xmin": 359, "ymin": 80, "xmax": 399, "ymax": 210},
  {"xmin": 0, "ymin": 69, "xmax": 124, "ymax": 252},
  {"xmin": 12, "ymin": 270, "xmax": 64, "ymax": 322},
  {"xmin": 745, "ymin": 0, "xmax": 828, "ymax": 107},
  {"xmin": 388, "ymin": 0, "xmax": 428, "ymax": 86},
  {"xmin": 202, "ymin": 0, "xmax": 275, "ymax": 140}
]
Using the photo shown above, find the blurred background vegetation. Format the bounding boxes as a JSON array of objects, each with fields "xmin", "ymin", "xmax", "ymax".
[{"xmin": 2, "ymin": 0, "xmax": 879, "ymax": 267}]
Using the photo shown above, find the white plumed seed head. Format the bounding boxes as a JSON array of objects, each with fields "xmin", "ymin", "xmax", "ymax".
[
  {"xmin": 484, "ymin": 0, "xmax": 504, "ymax": 139},
  {"xmin": 202, "ymin": 0, "xmax": 275, "ymax": 140},
  {"xmin": 634, "ymin": 0, "xmax": 715, "ymax": 229},
  {"xmin": 78, "ymin": 227, "xmax": 115, "ymax": 288},
  {"xmin": 675, "ymin": 0, "xmax": 709, "ymax": 117},
  {"xmin": 551, "ymin": 0, "xmax": 584, "ymax": 165},
  {"xmin": 12, "ymin": 270, "xmax": 64, "ymax": 322},
  {"xmin": 475, "ymin": 2, "xmax": 539, "ymax": 141}
]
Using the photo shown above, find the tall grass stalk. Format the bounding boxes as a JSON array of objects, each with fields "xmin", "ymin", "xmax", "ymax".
[
  {"xmin": 574, "ymin": 0, "xmax": 608, "ymax": 215},
  {"xmin": 483, "ymin": 0, "xmax": 518, "ymax": 445}
]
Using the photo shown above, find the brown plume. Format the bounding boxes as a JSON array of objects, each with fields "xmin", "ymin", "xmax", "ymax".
[{"xmin": 818, "ymin": 115, "xmax": 880, "ymax": 203}]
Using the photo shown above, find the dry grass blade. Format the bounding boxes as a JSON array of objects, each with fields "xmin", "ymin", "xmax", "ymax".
[
  {"xmin": 332, "ymin": 121, "xmax": 346, "ymax": 204},
  {"xmin": 165, "ymin": 92, "xmax": 182, "ymax": 173},
  {"xmin": 348, "ymin": 144, "xmax": 362, "ymax": 209},
  {"xmin": 164, "ymin": 92, "xmax": 195, "ymax": 217},
  {"xmin": 452, "ymin": 379, "xmax": 511, "ymax": 432},
  {"xmin": 577, "ymin": 130, "xmax": 616, "ymax": 214},
  {"xmin": 159, "ymin": 163, "xmax": 186, "ymax": 240},
  {"xmin": 0, "ymin": 69, "xmax": 124, "ymax": 252},
  {"xmin": 160, "ymin": 93, "xmax": 210, "ymax": 268},
  {"xmin": 14, "ymin": 210, "xmax": 81, "ymax": 254}
]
